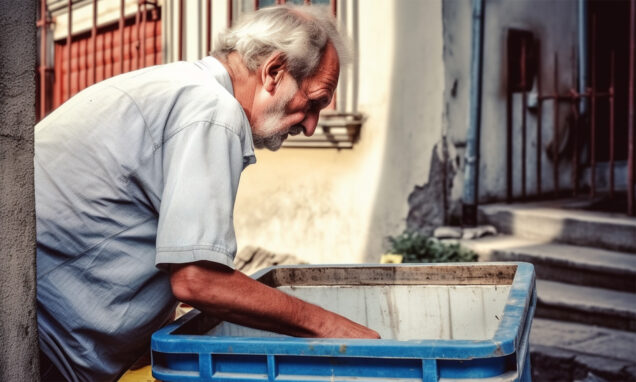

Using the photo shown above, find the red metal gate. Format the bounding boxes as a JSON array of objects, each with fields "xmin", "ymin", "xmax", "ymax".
[
  {"xmin": 38, "ymin": 0, "xmax": 161, "ymax": 119},
  {"xmin": 53, "ymin": 10, "xmax": 161, "ymax": 109},
  {"xmin": 505, "ymin": 0, "xmax": 636, "ymax": 216}
]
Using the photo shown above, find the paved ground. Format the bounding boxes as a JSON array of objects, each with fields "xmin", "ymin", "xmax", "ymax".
[{"xmin": 531, "ymin": 318, "xmax": 636, "ymax": 381}]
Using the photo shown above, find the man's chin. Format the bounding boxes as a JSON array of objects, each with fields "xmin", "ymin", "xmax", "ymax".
[{"xmin": 253, "ymin": 136, "xmax": 285, "ymax": 151}]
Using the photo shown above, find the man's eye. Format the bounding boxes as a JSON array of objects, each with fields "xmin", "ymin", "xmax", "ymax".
[{"xmin": 311, "ymin": 98, "xmax": 328, "ymax": 111}]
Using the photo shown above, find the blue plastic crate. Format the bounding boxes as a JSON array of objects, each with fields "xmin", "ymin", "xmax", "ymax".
[{"xmin": 152, "ymin": 262, "xmax": 536, "ymax": 381}]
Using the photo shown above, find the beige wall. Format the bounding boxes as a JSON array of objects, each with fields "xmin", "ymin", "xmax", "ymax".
[{"xmin": 233, "ymin": 0, "xmax": 446, "ymax": 264}]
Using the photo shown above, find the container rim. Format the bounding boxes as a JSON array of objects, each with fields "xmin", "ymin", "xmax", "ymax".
[{"xmin": 151, "ymin": 262, "xmax": 535, "ymax": 360}]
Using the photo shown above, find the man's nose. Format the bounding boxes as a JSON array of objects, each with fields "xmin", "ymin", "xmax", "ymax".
[{"xmin": 302, "ymin": 112, "xmax": 319, "ymax": 136}]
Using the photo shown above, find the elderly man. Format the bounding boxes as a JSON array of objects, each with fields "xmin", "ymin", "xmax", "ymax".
[{"xmin": 35, "ymin": 5, "xmax": 379, "ymax": 382}]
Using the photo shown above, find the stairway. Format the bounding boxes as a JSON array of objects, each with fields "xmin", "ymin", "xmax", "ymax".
[{"xmin": 464, "ymin": 200, "xmax": 636, "ymax": 381}]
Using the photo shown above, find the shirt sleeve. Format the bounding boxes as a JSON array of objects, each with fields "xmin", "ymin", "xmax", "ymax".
[{"xmin": 155, "ymin": 121, "xmax": 247, "ymax": 270}]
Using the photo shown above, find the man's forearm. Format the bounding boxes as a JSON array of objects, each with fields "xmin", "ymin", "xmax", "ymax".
[{"xmin": 170, "ymin": 262, "xmax": 380, "ymax": 339}]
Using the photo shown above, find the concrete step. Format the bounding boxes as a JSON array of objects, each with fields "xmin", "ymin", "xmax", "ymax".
[
  {"xmin": 478, "ymin": 200, "xmax": 636, "ymax": 252},
  {"xmin": 530, "ymin": 317, "xmax": 636, "ymax": 381},
  {"xmin": 462, "ymin": 236, "xmax": 636, "ymax": 292},
  {"xmin": 535, "ymin": 279, "xmax": 636, "ymax": 332}
]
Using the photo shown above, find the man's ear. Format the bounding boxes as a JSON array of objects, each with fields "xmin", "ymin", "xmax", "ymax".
[{"xmin": 260, "ymin": 52, "xmax": 287, "ymax": 94}]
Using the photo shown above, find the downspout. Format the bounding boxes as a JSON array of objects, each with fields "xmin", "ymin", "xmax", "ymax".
[
  {"xmin": 578, "ymin": 0, "xmax": 588, "ymax": 114},
  {"xmin": 462, "ymin": 0, "xmax": 485, "ymax": 227}
]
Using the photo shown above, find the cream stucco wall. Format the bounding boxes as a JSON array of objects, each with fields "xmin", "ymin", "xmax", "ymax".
[{"xmin": 233, "ymin": 0, "xmax": 446, "ymax": 264}]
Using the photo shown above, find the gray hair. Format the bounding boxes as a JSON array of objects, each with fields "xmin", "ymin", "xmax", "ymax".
[{"xmin": 214, "ymin": 5, "xmax": 350, "ymax": 80}]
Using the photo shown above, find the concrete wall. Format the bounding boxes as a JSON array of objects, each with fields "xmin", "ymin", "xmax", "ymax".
[
  {"xmin": 233, "ymin": 0, "xmax": 446, "ymax": 264},
  {"xmin": 0, "ymin": 0, "xmax": 39, "ymax": 380},
  {"xmin": 442, "ymin": 0, "xmax": 578, "ymax": 205}
]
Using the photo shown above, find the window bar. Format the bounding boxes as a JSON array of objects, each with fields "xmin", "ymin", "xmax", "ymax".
[
  {"xmin": 505, "ymin": 51, "xmax": 513, "ymax": 203},
  {"xmin": 83, "ymin": 33, "xmax": 88, "ymax": 89},
  {"xmin": 553, "ymin": 53, "xmax": 560, "ymax": 196},
  {"xmin": 254, "ymin": 0, "xmax": 259, "ymax": 11},
  {"xmin": 153, "ymin": 4, "xmax": 158, "ymax": 65},
  {"xmin": 38, "ymin": 0, "xmax": 48, "ymax": 119},
  {"xmin": 628, "ymin": 0, "xmax": 635, "ymax": 216},
  {"xmin": 227, "ymin": 0, "xmax": 232, "ymax": 28},
  {"xmin": 305, "ymin": 0, "xmax": 311, "ymax": 4},
  {"xmin": 331, "ymin": 0, "xmax": 336, "ymax": 16},
  {"xmin": 141, "ymin": 0, "xmax": 147, "ymax": 68},
  {"xmin": 571, "ymin": 86, "xmax": 580, "ymax": 196},
  {"xmin": 610, "ymin": 51, "xmax": 615, "ymax": 199},
  {"xmin": 570, "ymin": 46, "xmax": 580, "ymax": 197},
  {"xmin": 521, "ymin": 39, "xmax": 527, "ymax": 199},
  {"xmin": 590, "ymin": 14, "xmax": 597, "ymax": 198},
  {"xmin": 179, "ymin": 0, "xmax": 185, "ymax": 59},
  {"xmin": 92, "ymin": 0, "xmax": 98, "ymax": 84},
  {"xmin": 207, "ymin": 0, "xmax": 212, "ymax": 54},
  {"xmin": 135, "ymin": 1, "xmax": 141, "ymax": 69},
  {"xmin": 536, "ymin": 40, "xmax": 542, "ymax": 196},
  {"xmin": 119, "ymin": 0, "xmax": 124, "ymax": 74},
  {"xmin": 67, "ymin": 0, "xmax": 73, "ymax": 100}
]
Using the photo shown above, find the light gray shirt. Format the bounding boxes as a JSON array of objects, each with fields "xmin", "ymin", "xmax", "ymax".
[{"xmin": 35, "ymin": 57, "xmax": 255, "ymax": 381}]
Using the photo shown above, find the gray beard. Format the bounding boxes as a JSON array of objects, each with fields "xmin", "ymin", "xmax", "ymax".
[{"xmin": 252, "ymin": 82, "xmax": 302, "ymax": 151}]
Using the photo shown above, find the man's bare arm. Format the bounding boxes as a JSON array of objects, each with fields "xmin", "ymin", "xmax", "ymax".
[{"xmin": 170, "ymin": 262, "xmax": 380, "ymax": 339}]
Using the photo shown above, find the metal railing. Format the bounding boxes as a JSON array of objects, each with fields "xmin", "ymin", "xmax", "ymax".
[
  {"xmin": 37, "ymin": 0, "xmax": 161, "ymax": 120},
  {"xmin": 505, "ymin": 0, "xmax": 636, "ymax": 216}
]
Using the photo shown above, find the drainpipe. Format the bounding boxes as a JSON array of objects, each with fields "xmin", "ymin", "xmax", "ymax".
[
  {"xmin": 462, "ymin": 0, "xmax": 485, "ymax": 227},
  {"xmin": 578, "ymin": 0, "xmax": 588, "ymax": 115}
]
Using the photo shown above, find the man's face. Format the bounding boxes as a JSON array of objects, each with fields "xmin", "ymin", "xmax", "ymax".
[{"xmin": 251, "ymin": 43, "xmax": 340, "ymax": 151}]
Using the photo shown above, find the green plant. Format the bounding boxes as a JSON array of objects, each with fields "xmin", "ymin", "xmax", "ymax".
[{"xmin": 386, "ymin": 230, "xmax": 478, "ymax": 263}]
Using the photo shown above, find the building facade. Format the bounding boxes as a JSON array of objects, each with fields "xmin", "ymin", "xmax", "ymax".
[{"xmin": 38, "ymin": 0, "xmax": 634, "ymax": 264}]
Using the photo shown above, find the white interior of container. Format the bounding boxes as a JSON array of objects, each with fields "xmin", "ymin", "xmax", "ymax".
[{"xmin": 206, "ymin": 284, "xmax": 511, "ymax": 341}]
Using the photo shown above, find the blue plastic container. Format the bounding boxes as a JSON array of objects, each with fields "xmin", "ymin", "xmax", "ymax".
[{"xmin": 151, "ymin": 262, "xmax": 536, "ymax": 381}]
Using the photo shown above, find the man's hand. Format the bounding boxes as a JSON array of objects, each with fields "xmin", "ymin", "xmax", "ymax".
[
  {"xmin": 170, "ymin": 262, "xmax": 380, "ymax": 339},
  {"xmin": 313, "ymin": 313, "xmax": 381, "ymax": 339}
]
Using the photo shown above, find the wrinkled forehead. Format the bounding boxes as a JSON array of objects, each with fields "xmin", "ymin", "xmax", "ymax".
[{"xmin": 302, "ymin": 43, "xmax": 340, "ymax": 93}]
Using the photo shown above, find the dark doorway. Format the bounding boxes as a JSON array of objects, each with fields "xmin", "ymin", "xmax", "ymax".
[{"xmin": 588, "ymin": 0, "xmax": 631, "ymax": 162}]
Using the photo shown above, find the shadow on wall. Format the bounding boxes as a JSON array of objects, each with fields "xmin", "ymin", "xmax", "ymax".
[{"xmin": 361, "ymin": 1, "xmax": 445, "ymax": 263}]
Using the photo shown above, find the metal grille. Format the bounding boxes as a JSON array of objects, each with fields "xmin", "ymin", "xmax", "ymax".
[
  {"xmin": 38, "ymin": 0, "xmax": 162, "ymax": 119},
  {"xmin": 505, "ymin": 0, "xmax": 636, "ymax": 216}
]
